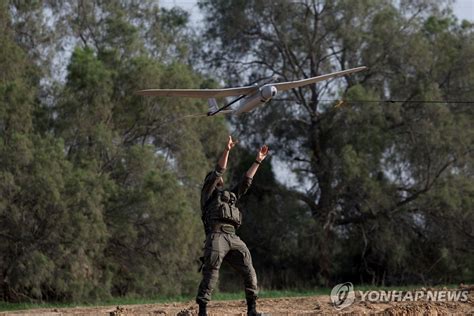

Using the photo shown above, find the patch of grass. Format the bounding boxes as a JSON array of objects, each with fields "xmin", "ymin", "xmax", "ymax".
[
  {"xmin": 0, "ymin": 285, "xmax": 458, "ymax": 312},
  {"xmin": 354, "ymin": 284, "xmax": 458, "ymax": 292},
  {"xmin": 0, "ymin": 301, "xmax": 75, "ymax": 312}
]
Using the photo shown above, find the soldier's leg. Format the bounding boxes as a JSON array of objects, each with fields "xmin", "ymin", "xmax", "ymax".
[
  {"xmin": 196, "ymin": 233, "xmax": 229, "ymax": 304},
  {"xmin": 225, "ymin": 235, "xmax": 258, "ymax": 300}
]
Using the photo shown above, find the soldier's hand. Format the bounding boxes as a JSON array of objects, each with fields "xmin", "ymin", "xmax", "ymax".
[
  {"xmin": 226, "ymin": 135, "xmax": 238, "ymax": 151},
  {"xmin": 256, "ymin": 145, "xmax": 269, "ymax": 162}
]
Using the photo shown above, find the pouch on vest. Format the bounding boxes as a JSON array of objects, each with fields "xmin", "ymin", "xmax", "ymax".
[
  {"xmin": 218, "ymin": 203, "xmax": 241, "ymax": 226},
  {"xmin": 204, "ymin": 190, "xmax": 242, "ymax": 227},
  {"xmin": 218, "ymin": 191, "xmax": 242, "ymax": 226}
]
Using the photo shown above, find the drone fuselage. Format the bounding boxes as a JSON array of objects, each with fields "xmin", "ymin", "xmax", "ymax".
[{"xmin": 234, "ymin": 85, "xmax": 277, "ymax": 114}]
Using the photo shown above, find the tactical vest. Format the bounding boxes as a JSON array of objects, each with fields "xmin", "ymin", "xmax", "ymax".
[{"xmin": 204, "ymin": 190, "xmax": 242, "ymax": 228}]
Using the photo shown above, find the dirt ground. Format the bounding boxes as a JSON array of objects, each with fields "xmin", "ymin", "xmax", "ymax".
[{"xmin": 2, "ymin": 287, "xmax": 473, "ymax": 315}]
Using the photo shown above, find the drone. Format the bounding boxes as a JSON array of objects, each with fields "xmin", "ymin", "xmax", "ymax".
[{"xmin": 136, "ymin": 66, "xmax": 367, "ymax": 117}]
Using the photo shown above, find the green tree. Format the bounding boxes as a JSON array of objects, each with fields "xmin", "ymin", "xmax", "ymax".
[
  {"xmin": 51, "ymin": 0, "xmax": 230, "ymax": 298},
  {"xmin": 0, "ymin": 3, "xmax": 108, "ymax": 301},
  {"xmin": 1, "ymin": 0, "xmax": 230, "ymax": 302},
  {"xmin": 198, "ymin": 0, "xmax": 474, "ymax": 285}
]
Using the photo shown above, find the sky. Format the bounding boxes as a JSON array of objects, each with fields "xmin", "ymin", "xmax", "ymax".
[
  {"xmin": 161, "ymin": 0, "xmax": 474, "ymax": 23},
  {"xmin": 452, "ymin": 0, "xmax": 474, "ymax": 21}
]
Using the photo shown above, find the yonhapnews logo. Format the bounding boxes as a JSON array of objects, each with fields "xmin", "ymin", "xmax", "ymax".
[
  {"xmin": 330, "ymin": 283, "xmax": 469, "ymax": 310},
  {"xmin": 330, "ymin": 282, "xmax": 355, "ymax": 310}
]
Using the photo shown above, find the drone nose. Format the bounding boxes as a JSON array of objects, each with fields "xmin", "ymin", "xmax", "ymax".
[
  {"xmin": 261, "ymin": 85, "xmax": 277, "ymax": 100},
  {"xmin": 271, "ymin": 86, "xmax": 277, "ymax": 96}
]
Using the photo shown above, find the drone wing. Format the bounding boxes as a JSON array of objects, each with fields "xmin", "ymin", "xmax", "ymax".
[
  {"xmin": 273, "ymin": 66, "xmax": 367, "ymax": 91},
  {"xmin": 136, "ymin": 86, "xmax": 258, "ymax": 98}
]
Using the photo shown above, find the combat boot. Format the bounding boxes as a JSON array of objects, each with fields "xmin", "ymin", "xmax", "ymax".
[
  {"xmin": 247, "ymin": 298, "xmax": 261, "ymax": 316},
  {"xmin": 198, "ymin": 302, "xmax": 207, "ymax": 316}
]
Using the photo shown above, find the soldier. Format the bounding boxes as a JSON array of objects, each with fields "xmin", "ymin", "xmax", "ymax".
[{"xmin": 196, "ymin": 136, "xmax": 269, "ymax": 316}]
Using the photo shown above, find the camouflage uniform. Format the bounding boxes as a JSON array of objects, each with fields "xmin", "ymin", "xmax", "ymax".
[{"xmin": 196, "ymin": 165, "xmax": 258, "ymax": 304}]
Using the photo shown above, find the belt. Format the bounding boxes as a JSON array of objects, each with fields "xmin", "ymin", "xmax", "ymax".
[{"xmin": 212, "ymin": 223, "xmax": 236, "ymax": 234}]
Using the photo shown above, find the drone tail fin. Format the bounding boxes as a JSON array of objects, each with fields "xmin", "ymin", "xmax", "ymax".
[{"xmin": 207, "ymin": 98, "xmax": 219, "ymax": 114}]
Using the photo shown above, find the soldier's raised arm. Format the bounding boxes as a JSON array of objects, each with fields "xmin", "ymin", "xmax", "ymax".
[
  {"xmin": 201, "ymin": 136, "xmax": 238, "ymax": 206},
  {"xmin": 218, "ymin": 135, "xmax": 237, "ymax": 170},
  {"xmin": 233, "ymin": 145, "xmax": 269, "ymax": 199},
  {"xmin": 246, "ymin": 144, "xmax": 268, "ymax": 178}
]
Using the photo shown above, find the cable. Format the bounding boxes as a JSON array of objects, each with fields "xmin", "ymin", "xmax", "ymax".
[{"xmin": 273, "ymin": 98, "xmax": 474, "ymax": 104}]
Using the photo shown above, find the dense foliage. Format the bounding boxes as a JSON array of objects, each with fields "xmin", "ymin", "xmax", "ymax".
[
  {"xmin": 0, "ymin": 0, "xmax": 472, "ymax": 303},
  {"xmin": 0, "ymin": 0, "xmax": 226, "ymax": 302},
  {"xmin": 199, "ymin": 0, "xmax": 474, "ymax": 288}
]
